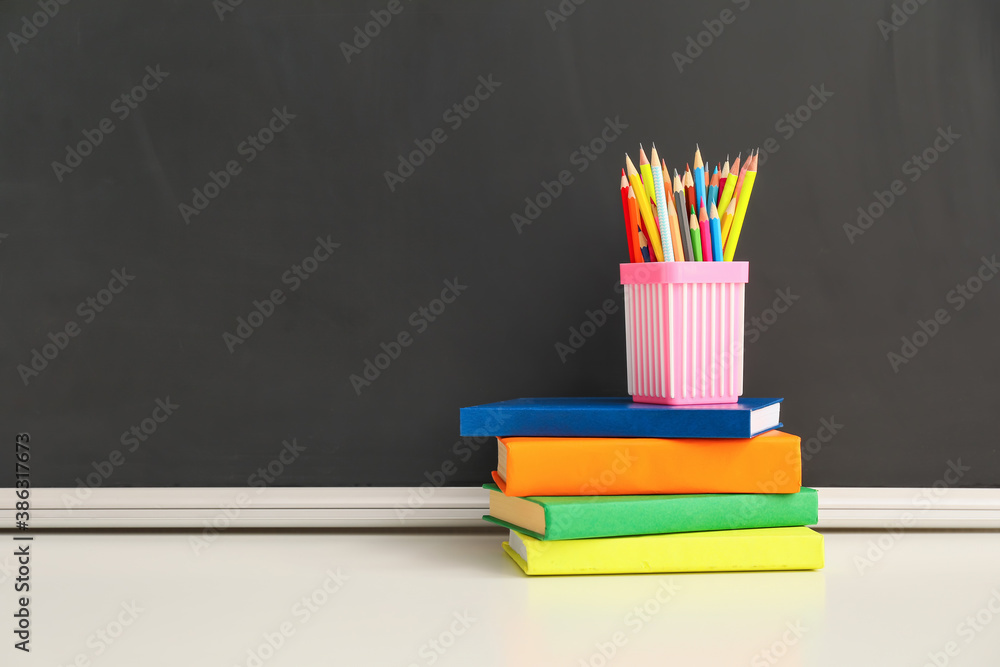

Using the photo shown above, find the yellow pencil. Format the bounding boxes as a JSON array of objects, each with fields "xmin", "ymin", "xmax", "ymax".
[
  {"xmin": 717, "ymin": 153, "xmax": 741, "ymax": 216},
  {"xmin": 723, "ymin": 152, "xmax": 757, "ymax": 261},
  {"xmin": 625, "ymin": 154, "xmax": 664, "ymax": 261},
  {"xmin": 638, "ymin": 145, "xmax": 657, "ymax": 209},
  {"xmin": 719, "ymin": 196, "xmax": 737, "ymax": 249}
]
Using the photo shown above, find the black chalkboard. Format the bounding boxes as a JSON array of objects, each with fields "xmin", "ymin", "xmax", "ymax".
[{"xmin": 2, "ymin": 0, "xmax": 998, "ymax": 489}]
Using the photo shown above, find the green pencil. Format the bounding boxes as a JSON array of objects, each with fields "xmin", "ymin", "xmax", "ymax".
[{"xmin": 689, "ymin": 205, "xmax": 703, "ymax": 261}]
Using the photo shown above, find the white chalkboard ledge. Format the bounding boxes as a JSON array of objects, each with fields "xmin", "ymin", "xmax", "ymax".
[{"xmin": 2, "ymin": 487, "xmax": 1000, "ymax": 529}]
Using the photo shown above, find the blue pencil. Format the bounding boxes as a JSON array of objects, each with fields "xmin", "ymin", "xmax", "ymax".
[
  {"xmin": 693, "ymin": 145, "xmax": 707, "ymax": 213},
  {"xmin": 707, "ymin": 166, "xmax": 719, "ymax": 210},
  {"xmin": 709, "ymin": 201, "xmax": 723, "ymax": 262}
]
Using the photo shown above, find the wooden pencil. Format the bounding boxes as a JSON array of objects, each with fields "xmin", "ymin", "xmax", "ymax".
[
  {"xmin": 724, "ymin": 151, "xmax": 758, "ymax": 261},
  {"xmin": 625, "ymin": 154, "xmax": 664, "ymax": 261},
  {"xmin": 673, "ymin": 170, "xmax": 694, "ymax": 261},
  {"xmin": 698, "ymin": 203, "xmax": 713, "ymax": 262},
  {"xmin": 627, "ymin": 185, "xmax": 643, "ymax": 263},
  {"xmin": 719, "ymin": 157, "xmax": 731, "ymax": 205},
  {"xmin": 717, "ymin": 153, "xmax": 741, "ymax": 215},
  {"xmin": 649, "ymin": 145, "xmax": 675, "ymax": 261},
  {"xmin": 620, "ymin": 170, "xmax": 636, "ymax": 263},
  {"xmin": 684, "ymin": 165, "xmax": 696, "ymax": 215},
  {"xmin": 693, "ymin": 145, "xmax": 706, "ymax": 214},
  {"xmin": 689, "ymin": 205, "xmax": 702, "ymax": 261}
]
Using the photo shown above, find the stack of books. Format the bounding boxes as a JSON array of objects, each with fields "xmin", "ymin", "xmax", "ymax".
[{"xmin": 460, "ymin": 397, "xmax": 823, "ymax": 575}]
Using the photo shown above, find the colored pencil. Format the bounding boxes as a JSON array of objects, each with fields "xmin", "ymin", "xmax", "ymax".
[
  {"xmin": 627, "ymin": 185, "xmax": 643, "ymax": 263},
  {"xmin": 724, "ymin": 151, "xmax": 758, "ymax": 261},
  {"xmin": 638, "ymin": 145, "xmax": 657, "ymax": 213},
  {"xmin": 659, "ymin": 156, "xmax": 685, "ymax": 263},
  {"xmin": 625, "ymin": 154, "xmax": 664, "ymax": 261},
  {"xmin": 707, "ymin": 168, "xmax": 720, "ymax": 216},
  {"xmin": 638, "ymin": 229, "xmax": 652, "ymax": 262},
  {"xmin": 684, "ymin": 165, "xmax": 696, "ymax": 215},
  {"xmin": 720, "ymin": 196, "xmax": 737, "ymax": 249},
  {"xmin": 719, "ymin": 157, "xmax": 730, "ymax": 205},
  {"xmin": 620, "ymin": 170, "xmax": 636, "ymax": 263},
  {"xmin": 698, "ymin": 203, "xmax": 712, "ymax": 262},
  {"xmin": 693, "ymin": 145, "xmax": 706, "ymax": 214},
  {"xmin": 689, "ymin": 205, "xmax": 702, "ymax": 262},
  {"xmin": 729, "ymin": 152, "xmax": 752, "ymax": 216},
  {"xmin": 717, "ymin": 153, "xmax": 740, "ymax": 216},
  {"xmin": 673, "ymin": 170, "xmax": 694, "ymax": 261},
  {"xmin": 649, "ymin": 145, "xmax": 675, "ymax": 261},
  {"xmin": 662, "ymin": 161, "xmax": 685, "ymax": 262},
  {"xmin": 709, "ymin": 201, "xmax": 723, "ymax": 262}
]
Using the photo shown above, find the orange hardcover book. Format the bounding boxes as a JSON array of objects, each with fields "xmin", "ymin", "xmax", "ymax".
[{"xmin": 492, "ymin": 430, "xmax": 801, "ymax": 496}]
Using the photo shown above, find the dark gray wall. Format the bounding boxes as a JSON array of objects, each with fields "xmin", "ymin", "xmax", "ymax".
[{"xmin": 2, "ymin": 0, "xmax": 998, "ymax": 488}]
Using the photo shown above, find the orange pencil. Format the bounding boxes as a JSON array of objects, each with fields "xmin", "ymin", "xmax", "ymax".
[{"xmin": 627, "ymin": 185, "xmax": 644, "ymax": 263}]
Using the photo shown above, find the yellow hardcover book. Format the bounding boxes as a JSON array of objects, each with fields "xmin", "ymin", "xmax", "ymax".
[{"xmin": 501, "ymin": 526, "xmax": 823, "ymax": 576}]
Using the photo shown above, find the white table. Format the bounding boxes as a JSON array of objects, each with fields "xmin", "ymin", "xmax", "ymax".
[{"xmin": 5, "ymin": 528, "xmax": 1000, "ymax": 666}]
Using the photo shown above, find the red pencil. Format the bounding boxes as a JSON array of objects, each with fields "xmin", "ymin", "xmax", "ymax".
[
  {"xmin": 684, "ymin": 164, "xmax": 696, "ymax": 214},
  {"xmin": 620, "ymin": 170, "xmax": 636, "ymax": 263}
]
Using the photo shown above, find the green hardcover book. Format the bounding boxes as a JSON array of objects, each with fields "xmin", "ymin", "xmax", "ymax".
[{"xmin": 482, "ymin": 484, "xmax": 818, "ymax": 540}]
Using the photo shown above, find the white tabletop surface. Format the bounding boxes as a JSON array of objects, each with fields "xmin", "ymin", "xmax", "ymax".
[{"xmin": 3, "ymin": 528, "xmax": 999, "ymax": 666}]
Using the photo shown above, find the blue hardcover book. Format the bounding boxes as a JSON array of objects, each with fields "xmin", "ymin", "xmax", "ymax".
[{"xmin": 460, "ymin": 397, "xmax": 783, "ymax": 439}]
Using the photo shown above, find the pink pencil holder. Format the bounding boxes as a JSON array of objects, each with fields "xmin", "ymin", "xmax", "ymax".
[{"xmin": 621, "ymin": 261, "xmax": 749, "ymax": 405}]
